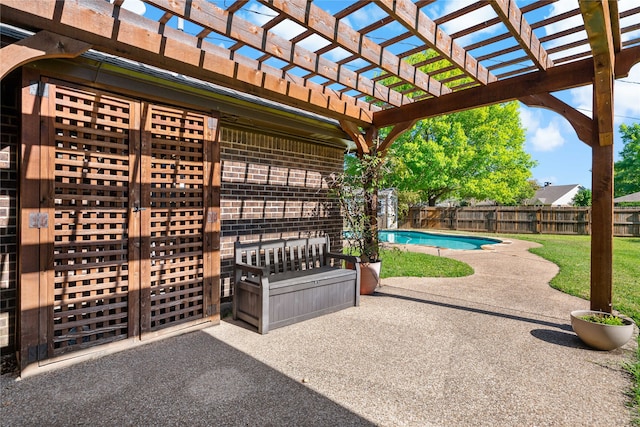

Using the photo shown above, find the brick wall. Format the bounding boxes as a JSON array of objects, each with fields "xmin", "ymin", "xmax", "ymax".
[
  {"xmin": 219, "ymin": 125, "xmax": 345, "ymax": 298},
  {"xmin": 1, "ymin": 70, "xmax": 19, "ymax": 353}
]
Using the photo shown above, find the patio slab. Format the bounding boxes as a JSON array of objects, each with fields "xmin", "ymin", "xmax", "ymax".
[{"xmin": 1, "ymin": 238, "xmax": 637, "ymax": 426}]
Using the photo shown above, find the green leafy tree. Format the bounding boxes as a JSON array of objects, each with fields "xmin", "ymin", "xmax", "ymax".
[
  {"xmin": 572, "ymin": 188, "xmax": 592, "ymax": 206},
  {"xmin": 614, "ymin": 123, "xmax": 640, "ymax": 197},
  {"xmin": 387, "ymin": 102, "xmax": 536, "ymax": 206}
]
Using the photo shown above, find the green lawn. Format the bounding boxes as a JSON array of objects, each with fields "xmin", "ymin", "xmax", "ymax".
[{"xmin": 379, "ymin": 248, "xmax": 473, "ymax": 278}]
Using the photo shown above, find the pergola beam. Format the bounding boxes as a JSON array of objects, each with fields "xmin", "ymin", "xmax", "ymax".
[
  {"xmin": 376, "ymin": 0, "xmax": 495, "ymax": 85},
  {"xmin": 340, "ymin": 120, "xmax": 370, "ymax": 155},
  {"xmin": 0, "ymin": 30, "xmax": 90, "ymax": 79},
  {"xmin": 373, "ymin": 45, "xmax": 640, "ymax": 127},
  {"xmin": 491, "ymin": 0, "xmax": 553, "ymax": 70},
  {"xmin": 581, "ymin": 0, "xmax": 616, "ymax": 147}
]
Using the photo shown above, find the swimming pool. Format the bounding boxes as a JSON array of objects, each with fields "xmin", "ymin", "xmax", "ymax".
[{"xmin": 379, "ymin": 230, "xmax": 501, "ymax": 250}]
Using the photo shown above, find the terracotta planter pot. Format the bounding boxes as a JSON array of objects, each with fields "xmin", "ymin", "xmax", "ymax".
[
  {"xmin": 570, "ymin": 310, "xmax": 635, "ymax": 351},
  {"xmin": 358, "ymin": 261, "xmax": 381, "ymax": 295}
]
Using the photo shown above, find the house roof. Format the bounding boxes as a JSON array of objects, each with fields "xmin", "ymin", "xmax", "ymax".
[
  {"xmin": 531, "ymin": 184, "xmax": 581, "ymax": 205},
  {"xmin": 614, "ymin": 191, "xmax": 640, "ymax": 203}
]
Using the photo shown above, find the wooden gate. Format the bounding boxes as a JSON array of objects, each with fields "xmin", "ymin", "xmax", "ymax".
[
  {"xmin": 51, "ymin": 84, "xmax": 137, "ymax": 355},
  {"xmin": 144, "ymin": 105, "xmax": 218, "ymax": 332},
  {"xmin": 20, "ymin": 78, "xmax": 220, "ymax": 365}
]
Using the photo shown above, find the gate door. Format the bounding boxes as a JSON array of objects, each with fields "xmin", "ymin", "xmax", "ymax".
[
  {"xmin": 51, "ymin": 84, "xmax": 138, "ymax": 355},
  {"xmin": 143, "ymin": 105, "xmax": 217, "ymax": 332}
]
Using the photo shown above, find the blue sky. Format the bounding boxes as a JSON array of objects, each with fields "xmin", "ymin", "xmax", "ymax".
[{"xmin": 122, "ymin": 0, "xmax": 640, "ymax": 189}]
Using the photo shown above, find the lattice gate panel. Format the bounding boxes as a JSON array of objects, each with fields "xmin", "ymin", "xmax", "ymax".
[
  {"xmin": 147, "ymin": 106, "xmax": 206, "ymax": 331},
  {"xmin": 51, "ymin": 85, "xmax": 134, "ymax": 355}
]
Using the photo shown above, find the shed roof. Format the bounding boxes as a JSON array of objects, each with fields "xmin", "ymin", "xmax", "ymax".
[{"xmin": 614, "ymin": 191, "xmax": 640, "ymax": 203}]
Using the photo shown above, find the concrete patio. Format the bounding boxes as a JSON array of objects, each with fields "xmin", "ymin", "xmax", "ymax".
[{"xmin": 1, "ymin": 238, "xmax": 637, "ymax": 426}]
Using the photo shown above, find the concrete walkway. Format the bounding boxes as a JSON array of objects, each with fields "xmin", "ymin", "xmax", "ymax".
[{"xmin": 1, "ymin": 238, "xmax": 637, "ymax": 426}]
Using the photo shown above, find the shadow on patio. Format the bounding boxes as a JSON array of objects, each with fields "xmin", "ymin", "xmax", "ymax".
[{"xmin": 0, "ymin": 330, "xmax": 373, "ymax": 426}]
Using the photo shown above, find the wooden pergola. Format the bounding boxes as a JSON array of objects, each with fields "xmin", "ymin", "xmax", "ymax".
[{"xmin": 2, "ymin": 0, "xmax": 639, "ymax": 314}]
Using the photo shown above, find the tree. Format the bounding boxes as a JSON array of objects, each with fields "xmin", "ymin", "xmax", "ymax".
[
  {"xmin": 387, "ymin": 102, "xmax": 536, "ymax": 206},
  {"xmin": 572, "ymin": 188, "xmax": 592, "ymax": 206},
  {"xmin": 614, "ymin": 123, "xmax": 640, "ymax": 197}
]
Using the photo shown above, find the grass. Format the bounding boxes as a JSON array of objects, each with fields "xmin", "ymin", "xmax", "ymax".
[
  {"xmin": 506, "ymin": 234, "xmax": 640, "ymax": 422},
  {"xmin": 378, "ymin": 247, "xmax": 473, "ymax": 279}
]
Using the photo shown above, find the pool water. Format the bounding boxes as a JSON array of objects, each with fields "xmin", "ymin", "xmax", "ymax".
[{"xmin": 379, "ymin": 230, "xmax": 501, "ymax": 250}]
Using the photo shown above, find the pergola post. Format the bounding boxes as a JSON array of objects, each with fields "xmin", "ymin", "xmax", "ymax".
[
  {"xmin": 580, "ymin": 0, "xmax": 617, "ymax": 313},
  {"xmin": 590, "ymin": 142, "xmax": 614, "ymax": 312}
]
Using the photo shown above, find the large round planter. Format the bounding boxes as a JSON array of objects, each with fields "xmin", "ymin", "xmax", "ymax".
[
  {"xmin": 359, "ymin": 261, "xmax": 381, "ymax": 295},
  {"xmin": 570, "ymin": 310, "xmax": 635, "ymax": 351}
]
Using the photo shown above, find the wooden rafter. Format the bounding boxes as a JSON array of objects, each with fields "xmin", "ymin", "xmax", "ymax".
[
  {"xmin": 260, "ymin": 0, "xmax": 447, "ymax": 99},
  {"xmin": 609, "ymin": 0, "xmax": 622, "ymax": 53},
  {"xmin": 376, "ymin": 0, "xmax": 495, "ymax": 85},
  {"xmin": 490, "ymin": 0, "xmax": 553, "ymax": 70},
  {"xmin": 0, "ymin": 30, "xmax": 90, "ymax": 79},
  {"xmin": 0, "ymin": 0, "xmax": 376, "ymax": 124},
  {"xmin": 146, "ymin": 0, "xmax": 411, "ymax": 107},
  {"xmin": 1, "ymin": 0, "xmax": 638, "ymax": 134},
  {"xmin": 374, "ymin": 55, "xmax": 593, "ymax": 127}
]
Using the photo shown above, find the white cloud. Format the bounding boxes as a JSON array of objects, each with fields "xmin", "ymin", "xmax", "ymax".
[
  {"xmin": 519, "ymin": 106, "xmax": 536, "ymax": 131},
  {"xmin": 615, "ymin": 65, "xmax": 640, "ymax": 123},
  {"xmin": 111, "ymin": 0, "xmax": 145, "ymax": 15},
  {"xmin": 520, "ymin": 106, "xmax": 567, "ymax": 151},
  {"xmin": 270, "ymin": 19, "xmax": 306, "ymax": 40},
  {"xmin": 240, "ymin": 4, "xmax": 277, "ymax": 27},
  {"xmin": 530, "ymin": 120, "xmax": 566, "ymax": 151},
  {"xmin": 349, "ymin": 4, "xmax": 387, "ymax": 28},
  {"xmin": 569, "ymin": 85, "xmax": 592, "ymax": 118},
  {"xmin": 440, "ymin": 4, "xmax": 498, "ymax": 38}
]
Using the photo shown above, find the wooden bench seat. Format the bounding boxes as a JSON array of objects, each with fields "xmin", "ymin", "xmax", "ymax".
[{"xmin": 233, "ymin": 236, "xmax": 361, "ymax": 334}]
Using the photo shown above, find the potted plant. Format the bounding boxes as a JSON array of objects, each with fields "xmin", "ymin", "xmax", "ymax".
[
  {"xmin": 330, "ymin": 151, "xmax": 386, "ymax": 294},
  {"xmin": 570, "ymin": 310, "xmax": 635, "ymax": 350}
]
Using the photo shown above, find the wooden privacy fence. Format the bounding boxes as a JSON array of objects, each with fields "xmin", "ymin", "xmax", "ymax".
[{"xmin": 405, "ymin": 207, "xmax": 640, "ymax": 237}]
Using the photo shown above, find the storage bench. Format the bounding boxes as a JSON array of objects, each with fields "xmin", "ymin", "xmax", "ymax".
[{"xmin": 233, "ymin": 236, "xmax": 361, "ymax": 334}]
